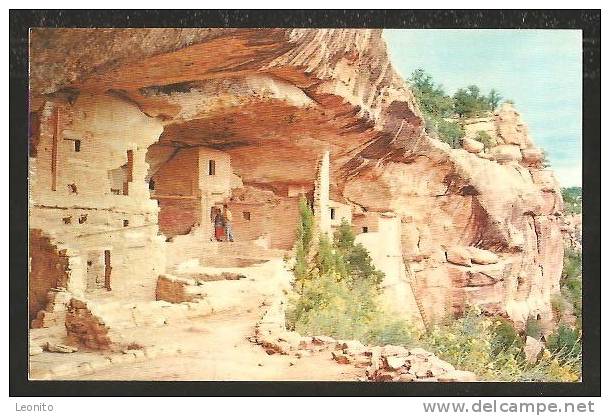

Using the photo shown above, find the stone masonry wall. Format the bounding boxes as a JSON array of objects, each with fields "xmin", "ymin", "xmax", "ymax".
[{"xmin": 29, "ymin": 92, "xmax": 167, "ymax": 307}]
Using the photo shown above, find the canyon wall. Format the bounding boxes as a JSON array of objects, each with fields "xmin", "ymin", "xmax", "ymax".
[{"xmin": 29, "ymin": 29, "xmax": 564, "ymax": 328}]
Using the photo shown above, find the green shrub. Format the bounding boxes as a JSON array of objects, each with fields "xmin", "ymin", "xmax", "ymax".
[
  {"xmin": 408, "ymin": 69, "xmax": 500, "ymax": 147},
  {"xmin": 286, "ymin": 269, "xmax": 416, "ymax": 346},
  {"xmin": 333, "ymin": 219, "xmax": 384, "ymax": 287},
  {"xmin": 409, "ymin": 68, "xmax": 454, "ymax": 117},
  {"xmin": 287, "ymin": 215, "xmax": 396, "ymax": 345},
  {"xmin": 420, "ymin": 310, "xmax": 580, "ymax": 382},
  {"xmin": 561, "ymin": 187, "xmax": 582, "ymax": 214},
  {"xmin": 560, "ymin": 248, "xmax": 582, "ymax": 324},
  {"xmin": 525, "ymin": 316, "xmax": 544, "ymax": 340},
  {"xmin": 286, "ymin": 271, "xmax": 375, "ymax": 341},
  {"xmin": 487, "ymin": 89, "xmax": 502, "ymax": 111},
  {"xmin": 365, "ymin": 314, "xmax": 420, "ymax": 346},
  {"xmin": 293, "ymin": 241, "xmax": 309, "ymax": 286},
  {"xmin": 296, "ymin": 197, "xmax": 314, "ymax": 249},
  {"xmin": 453, "ymin": 85, "xmax": 492, "ymax": 118},
  {"xmin": 344, "ymin": 244, "xmax": 384, "ymax": 286},
  {"xmin": 437, "ymin": 119, "xmax": 465, "ymax": 148},
  {"xmin": 315, "ymin": 234, "xmax": 339, "ymax": 277},
  {"xmin": 334, "ymin": 219, "xmax": 355, "ymax": 251},
  {"xmin": 474, "ymin": 130, "xmax": 495, "ymax": 150},
  {"xmin": 293, "ymin": 197, "xmax": 314, "ymax": 288},
  {"xmin": 547, "ymin": 324, "xmax": 582, "ymax": 363},
  {"xmin": 562, "ymin": 248, "xmax": 582, "ymax": 281},
  {"xmin": 550, "ymin": 293, "xmax": 569, "ymax": 322},
  {"xmin": 491, "ymin": 317, "xmax": 524, "ymax": 354},
  {"xmin": 422, "ymin": 310, "xmax": 524, "ymax": 380},
  {"xmin": 425, "ymin": 114, "xmax": 464, "ymax": 148}
]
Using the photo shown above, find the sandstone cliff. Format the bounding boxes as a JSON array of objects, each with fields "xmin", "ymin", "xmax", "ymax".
[{"xmin": 29, "ymin": 28, "xmax": 564, "ymax": 328}]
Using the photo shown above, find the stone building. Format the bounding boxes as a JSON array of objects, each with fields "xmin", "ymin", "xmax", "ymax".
[{"xmin": 29, "ymin": 93, "xmax": 167, "ymax": 328}]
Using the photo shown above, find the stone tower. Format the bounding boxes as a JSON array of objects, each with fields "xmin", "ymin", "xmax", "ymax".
[{"xmin": 313, "ymin": 150, "xmax": 331, "ymax": 236}]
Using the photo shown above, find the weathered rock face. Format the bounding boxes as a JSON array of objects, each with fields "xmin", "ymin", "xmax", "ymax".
[
  {"xmin": 561, "ymin": 213, "xmax": 582, "ymax": 251},
  {"xmin": 344, "ymin": 102, "xmax": 564, "ymax": 325},
  {"xmin": 29, "ymin": 29, "xmax": 563, "ymax": 328}
]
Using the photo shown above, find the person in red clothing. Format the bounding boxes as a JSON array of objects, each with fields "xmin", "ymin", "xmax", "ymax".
[{"xmin": 213, "ymin": 207, "xmax": 224, "ymax": 241}]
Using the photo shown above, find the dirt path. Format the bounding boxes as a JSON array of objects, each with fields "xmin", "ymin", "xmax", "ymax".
[
  {"xmin": 67, "ymin": 307, "xmax": 363, "ymax": 381},
  {"xmin": 60, "ymin": 259, "xmax": 365, "ymax": 381}
]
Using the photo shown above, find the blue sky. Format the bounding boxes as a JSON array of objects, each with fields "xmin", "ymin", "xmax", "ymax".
[{"xmin": 383, "ymin": 29, "xmax": 582, "ymax": 187}]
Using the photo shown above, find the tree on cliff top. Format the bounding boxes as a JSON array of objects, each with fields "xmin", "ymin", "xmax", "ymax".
[
  {"xmin": 453, "ymin": 85, "xmax": 492, "ymax": 118},
  {"xmin": 409, "ymin": 69, "xmax": 464, "ymax": 148},
  {"xmin": 409, "ymin": 69, "xmax": 454, "ymax": 117},
  {"xmin": 487, "ymin": 89, "xmax": 503, "ymax": 111}
]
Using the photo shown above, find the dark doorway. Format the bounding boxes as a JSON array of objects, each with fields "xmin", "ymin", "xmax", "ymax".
[{"xmin": 104, "ymin": 250, "xmax": 112, "ymax": 291}]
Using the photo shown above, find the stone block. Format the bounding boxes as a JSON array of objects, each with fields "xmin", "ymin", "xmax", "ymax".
[
  {"xmin": 467, "ymin": 247, "xmax": 499, "ymax": 265},
  {"xmin": 446, "ymin": 246, "xmax": 472, "ymax": 266},
  {"xmin": 462, "ymin": 138, "xmax": 484, "ymax": 154},
  {"xmin": 385, "ymin": 355, "xmax": 407, "ymax": 370}
]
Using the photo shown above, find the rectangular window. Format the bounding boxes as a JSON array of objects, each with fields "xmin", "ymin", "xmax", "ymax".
[
  {"xmin": 123, "ymin": 220, "xmax": 129, "ymax": 227},
  {"xmin": 330, "ymin": 208, "xmax": 336, "ymax": 220},
  {"xmin": 362, "ymin": 226, "xmax": 368, "ymax": 233},
  {"xmin": 243, "ymin": 211, "xmax": 251, "ymax": 221},
  {"xmin": 209, "ymin": 160, "xmax": 216, "ymax": 176},
  {"xmin": 74, "ymin": 139, "xmax": 81, "ymax": 152}
]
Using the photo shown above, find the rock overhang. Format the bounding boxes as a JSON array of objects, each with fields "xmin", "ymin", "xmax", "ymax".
[
  {"xmin": 28, "ymin": 27, "xmax": 567, "ymax": 329},
  {"xmin": 30, "ymin": 28, "xmax": 426, "ymax": 188}
]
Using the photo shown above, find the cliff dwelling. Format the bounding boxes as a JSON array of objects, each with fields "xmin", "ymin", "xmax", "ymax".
[{"xmin": 28, "ymin": 28, "xmax": 567, "ymax": 381}]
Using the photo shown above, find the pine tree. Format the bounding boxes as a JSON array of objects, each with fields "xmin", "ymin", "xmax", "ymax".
[{"xmin": 487, "ymin": 89, "xmax": 502, "ymax": 111}]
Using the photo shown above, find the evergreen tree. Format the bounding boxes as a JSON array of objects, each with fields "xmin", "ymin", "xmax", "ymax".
[
  {"xmin": 487, "ymin": 89, "xmax": 502, "ymax": 111},
  {"xmin": 334, "ymin": 219, "xmax": 356, "ymax": 252},
  {"xmin": 409, "ymin": 68, "xmax": 453, "ymax": 117},
  {"xmin": 293, "ymin": 197, "xmax": 314, "ymax": 290},
  {"xmin": 454, "ymin": 86, "xmax": 491, "ymax": 117}
]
